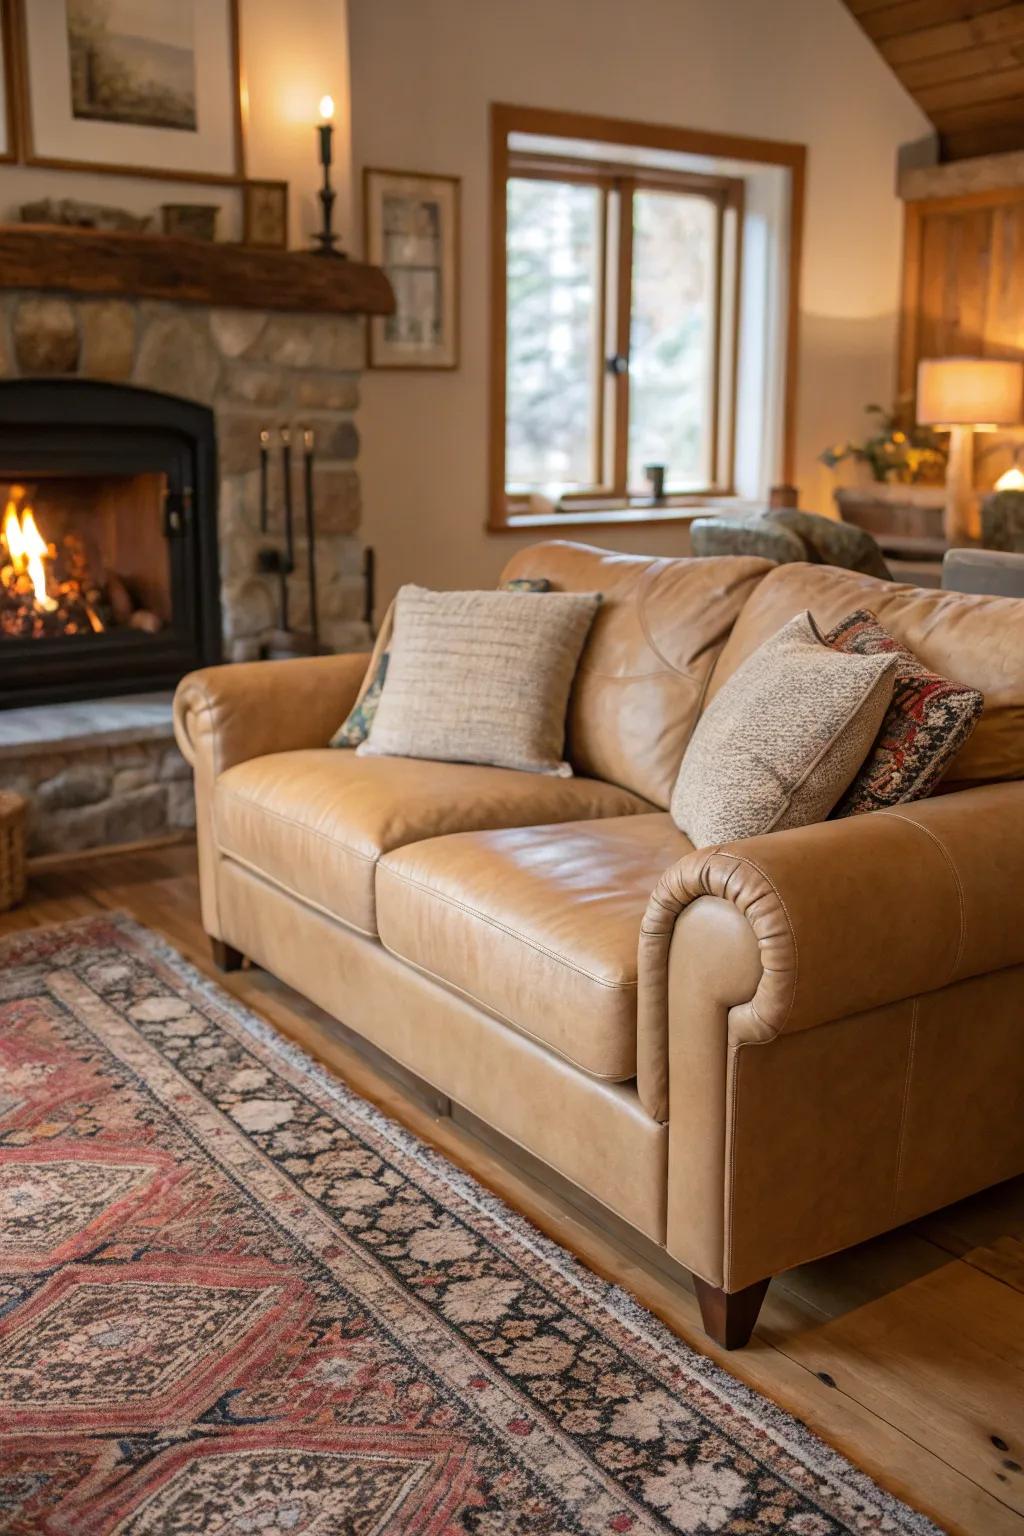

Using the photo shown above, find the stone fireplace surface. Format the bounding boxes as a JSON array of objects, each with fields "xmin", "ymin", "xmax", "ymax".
[{"xmin": 0, "ymin": 227, "xmax": 391, "ymax": 857}]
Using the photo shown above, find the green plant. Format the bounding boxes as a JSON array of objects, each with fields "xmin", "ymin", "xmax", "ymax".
[{"xmin": 820, "ymin": 402, "xmax": 947, "ymax": 485}]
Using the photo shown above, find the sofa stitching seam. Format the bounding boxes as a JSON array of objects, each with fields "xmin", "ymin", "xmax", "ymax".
[
  {"xmin": 377, "ymin": 864, "xmax": 639, "ymax": 991},
  {"xmin": 725, "ymin": 1039, "xmax": 745, "ymax": 1289},
  {"xmin": 219, "ymin": 848, "xmax": 379, "ymax": 939},
  {"xmin": 215, "ymin": 786, "xmax": 379, "ymax": 865},
  {"xmin": 876, "ymin": 811, "xmax": 967, "ymax": 979},
  {"xmin": 377, "ymin": 939, "xmax": 636, "ymax": 1082},
  {"xmin": 892, "ymin": 996, "xmax": 920, "ymax": 1223}
]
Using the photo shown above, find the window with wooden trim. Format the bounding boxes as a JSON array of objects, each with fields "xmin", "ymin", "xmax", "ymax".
[{"xmin": 493, "ymin": 137, "xmax": 743, "ymax": 525}]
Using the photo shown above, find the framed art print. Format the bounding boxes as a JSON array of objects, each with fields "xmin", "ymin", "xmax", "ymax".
[
  {"xmin": 16, "ymin": 0, "xmax": 243, "ymax": 182},
  {"xmin": 243, "ymin": 179, "xmax": 289, "ymax": 250},
  {"xmin": 364, "ymin": 168, "xmax": 460, "ymax": 370}
]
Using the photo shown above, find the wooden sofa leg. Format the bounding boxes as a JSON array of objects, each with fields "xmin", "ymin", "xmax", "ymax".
[
  {"xmin": 211, "ymin": 938, "xmax": 244, "ymax": 973},
  {"xmin": 693, "ymin": 1275, "xmax": 770, "ymax": 1350}
]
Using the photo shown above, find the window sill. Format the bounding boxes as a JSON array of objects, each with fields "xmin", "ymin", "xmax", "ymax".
[{"xmin": 491, "ymin": 495, "xmax": 758, "ymax": 534}]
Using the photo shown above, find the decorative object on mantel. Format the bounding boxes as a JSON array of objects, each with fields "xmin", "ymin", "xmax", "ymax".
[
  {"xmin": 365, "ymin": 167, "xmax": 460, "ymax": 369},
  {"xmin": 0, "ymin": 227, "xmax": 394, "ymax": 317},
  {"xmin": 243, "ymin": 178, "xmax": 288, "ymax": 250},
  {"xmin": 0, "ymin": 787, "xmax": 27, "ymax": 911},
  {"xmin": 917, "ymin": 357, "xmax": 1024, "ymax": 544},
  {"xmin": 18, "ymin": 196, "xmax": 151, "ymax": 232},
  {"xmin": 161, "ymin": 203, "xmax": 219, "ymax": 242},
  {"xmin": 312, "ymin": 95, "xmax": 346, "ymax": 258},
  {"xmin": 15, "ymin": 0, "xmax": 244, "ymax": 184}
]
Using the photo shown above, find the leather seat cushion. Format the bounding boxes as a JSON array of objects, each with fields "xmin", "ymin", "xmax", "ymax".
[
  {"xmin": 213, "ymin": 749, "xmax": 653, "ymax": 937},
  {"xmin": 376, "ymin": 814, "xmax": 692, "ymax": 1080}
]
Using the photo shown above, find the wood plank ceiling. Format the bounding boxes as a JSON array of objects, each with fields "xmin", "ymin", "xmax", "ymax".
[{"xmin": 841, "ymin": 0, "xmax": 1024, "ymax": 160}]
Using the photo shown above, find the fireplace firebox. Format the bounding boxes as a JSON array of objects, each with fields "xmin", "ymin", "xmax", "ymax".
[{"xmin": 0, "ymin": 379, "xmax": 220, "ymax": 708}]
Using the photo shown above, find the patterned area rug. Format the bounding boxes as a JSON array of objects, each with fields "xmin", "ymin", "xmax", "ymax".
[{"xmin": 0, "ymin": 914, "xmax": 939, "ymax": 1535}]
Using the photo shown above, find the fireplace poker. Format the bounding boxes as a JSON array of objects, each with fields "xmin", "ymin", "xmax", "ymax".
[
  {"xmin": 280, "ymin": 426, "xmax": 295, "ymax": 573},
  {"xmin": 259, "ymin": 427, "xmax": 270, "ymax": 533},
  {"xmin": 303, "ymin": 427, "xmax": 319, "ymax": 649}
]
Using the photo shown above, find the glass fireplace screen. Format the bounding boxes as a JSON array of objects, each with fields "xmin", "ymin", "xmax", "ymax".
[{"xmin": 1, "ymin": 472, "xmax": 171, "ymax": 643}]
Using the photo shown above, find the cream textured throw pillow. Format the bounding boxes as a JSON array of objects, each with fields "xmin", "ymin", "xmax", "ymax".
[
  {"xmin": 357, "ymin": 584, "xmax": 601, "ymax": 775},
  {"xmin": 670, "ymin": 611, "xmax": 898, "ymax": 846}
]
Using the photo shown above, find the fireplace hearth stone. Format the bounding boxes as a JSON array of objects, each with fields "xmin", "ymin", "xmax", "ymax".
[{"xmin": 0, "ymin": 693, "xmax": 192, "ymax": 858}]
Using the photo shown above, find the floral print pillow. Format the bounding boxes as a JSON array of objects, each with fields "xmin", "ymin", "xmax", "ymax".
[{"xmin": 825, "ymin": 608, "xmax": 984, "ymax": 816}]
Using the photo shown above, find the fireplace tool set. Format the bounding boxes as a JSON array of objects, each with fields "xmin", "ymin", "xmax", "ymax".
[{"xmin": 257, "ymin": 426, "xmax": 322, "ymax": 658}]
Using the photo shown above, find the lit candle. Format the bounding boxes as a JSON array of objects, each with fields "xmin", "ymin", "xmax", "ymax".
[
  {"xmin": 313, "ymin": 94, "xmax": 343, "ymax": 256},
  {"xmin": 318, "ymin": 94, "xmax": 334, "ymax": 165}
]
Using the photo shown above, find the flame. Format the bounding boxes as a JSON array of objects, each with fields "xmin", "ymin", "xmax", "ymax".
[
  {"xmin": 319, "ymin": 94, "xmax": 335, "ymax": 122},
  {"xmin": 2, "ymin": 501, "xmax": 24, "ymax": 564},
  {"xmin": 2, "ymin": 501, "xmax": 56, "ymax": 611}
]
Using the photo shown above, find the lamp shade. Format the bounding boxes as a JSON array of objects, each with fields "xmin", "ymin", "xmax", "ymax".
[{"xmin": 917, "ymin": 356, "xmax": 1024, "ymax": 428}]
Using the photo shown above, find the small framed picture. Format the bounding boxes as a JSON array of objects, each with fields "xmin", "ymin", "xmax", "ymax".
[
  {"xmin": 364, "ymin": 167, "xmax": 460, "ymax": 370},
  {"xmin": 243, "ymin": 179, "xmax": 289, "ymax": 250}
]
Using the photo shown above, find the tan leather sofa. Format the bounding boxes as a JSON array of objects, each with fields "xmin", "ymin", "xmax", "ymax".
[{"xmin": 173, "ymin": 540, "xmax": 1024, "ymax": 1348}]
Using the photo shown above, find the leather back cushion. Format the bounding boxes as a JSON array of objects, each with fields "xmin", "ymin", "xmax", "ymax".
[
  {"xmin": 500, "ymin": 541, "xmax": 772, "ymax": 806},
  {"xmin": 706, "ymin": 562, "xmax": 1024, "ymax": 784}
]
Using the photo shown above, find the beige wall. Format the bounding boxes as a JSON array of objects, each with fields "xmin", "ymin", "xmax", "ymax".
[
  {"xmin": 348, "ymin": 0, "xmax": 932, "ymax": 615},
  {"xmin": 0, "ymin": 0, "xmax": 351, "ymax": 248}
]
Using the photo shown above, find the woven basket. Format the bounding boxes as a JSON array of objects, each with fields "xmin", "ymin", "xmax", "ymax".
[{"xmin": 0, "ymin": 791, "xmax": 27, "ymax": 912}]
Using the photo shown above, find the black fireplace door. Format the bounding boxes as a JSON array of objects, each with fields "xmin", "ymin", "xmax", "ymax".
[{"xmin": 0, "ymin": 378, "xmax": 221, "ymax": 707}]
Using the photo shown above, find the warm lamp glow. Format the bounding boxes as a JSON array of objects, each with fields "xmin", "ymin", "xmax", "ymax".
[
  {"xmin": 995, "ymin": 464, "xmax": 1024, "ymax": 491},
  {"xmin": 917, "ymin": 357, "xmax": 1024, "ymax": 430},
  {"xmin": 318, "ymin": 94, "xmax": 335, "ymax": 122}
]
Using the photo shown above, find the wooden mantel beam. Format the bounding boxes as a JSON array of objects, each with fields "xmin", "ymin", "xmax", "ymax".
[{"xmin": 0, "ymin": 226, "xmax": 395, "ymax": 316}]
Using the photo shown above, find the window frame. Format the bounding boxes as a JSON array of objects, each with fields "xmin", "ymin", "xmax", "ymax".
[{"xmin": 488, "ymin": 103, "xmax": 806, "ymax": 533}]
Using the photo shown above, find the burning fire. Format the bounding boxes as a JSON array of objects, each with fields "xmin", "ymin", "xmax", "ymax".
[
  {"xmin": 1, "ymin": 490, "xmax": 111, "ymax": 638},
  {"xmin": 3, "ymin": 501, "xmax": 57, "ymax": 612}
]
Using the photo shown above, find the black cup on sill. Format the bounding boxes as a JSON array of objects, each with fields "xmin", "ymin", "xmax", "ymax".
[{"xmin": 645, "ymin": 464, "xmax": 667, "ymax": 504}]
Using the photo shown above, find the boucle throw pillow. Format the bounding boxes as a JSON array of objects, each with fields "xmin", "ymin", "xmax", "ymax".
[
  {"xmin": 825, "ymin": 609, "xmax": 984, "ymax": 818},
  {"xmin": 670, "ymin": 611, "xmax": 898, "ymax": 846},
  {"xmin": 330, "ymin": 577, "xmax": 551, "ymax": 749},
  {"xmin": 357, "ymin": 584, "xmax": 600, "ymax": 775}
]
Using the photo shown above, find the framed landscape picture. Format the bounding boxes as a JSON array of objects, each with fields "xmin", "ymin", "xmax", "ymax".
[
  {"xmin": 16, "ymin": 0, "xmax": 243, "ymax": 182},
  {"xmin": 364, "ymin": 168, "xmax": 460, "ymax": 370}
]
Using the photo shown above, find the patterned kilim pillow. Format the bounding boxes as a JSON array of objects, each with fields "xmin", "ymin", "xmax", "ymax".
[
  {"xmin": 330, "ymin": 577, "xmax": 551, "ymax": 748},
  {"xmin": 826, "ymin": 609, "xmax": 984, "ymax": 818}
]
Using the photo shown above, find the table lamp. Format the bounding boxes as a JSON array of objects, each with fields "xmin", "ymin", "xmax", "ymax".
[{"xmin": 916, "ymin": 357, "xmax": 1024, "ymax": 544}]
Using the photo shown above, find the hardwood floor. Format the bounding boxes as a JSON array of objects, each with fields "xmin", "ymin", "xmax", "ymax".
[{"xmin": 4, "ymin": 842, "xmax": 1023, "ymax": 1536}]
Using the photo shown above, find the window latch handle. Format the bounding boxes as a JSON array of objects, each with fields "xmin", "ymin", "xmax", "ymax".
[{"xmin": 606, "ymin": 353, "xmax": 629, "ymax": 376}]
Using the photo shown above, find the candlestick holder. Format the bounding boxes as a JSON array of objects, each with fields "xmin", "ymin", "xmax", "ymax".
[{"xmin": 313, "ymin": 96, "xmax": 347, "ymax": 259}]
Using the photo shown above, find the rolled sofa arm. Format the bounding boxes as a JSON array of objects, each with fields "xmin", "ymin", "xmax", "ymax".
[
  {"xmin": 638, "ymin": 781, "xmax": 1024, "ymax": 1119},
  {"xmin": 174, "ymin": 653, "xmax": 369, "ymax": 942},
  {"xmin": 173, "ymin": 653, "xmax": 369, "ymax": 776}
]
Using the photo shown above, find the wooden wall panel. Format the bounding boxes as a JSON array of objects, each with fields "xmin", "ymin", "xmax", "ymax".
[{"xmin": 900, "ymin": 187, "xmax": 1024, "ymax": 482}]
